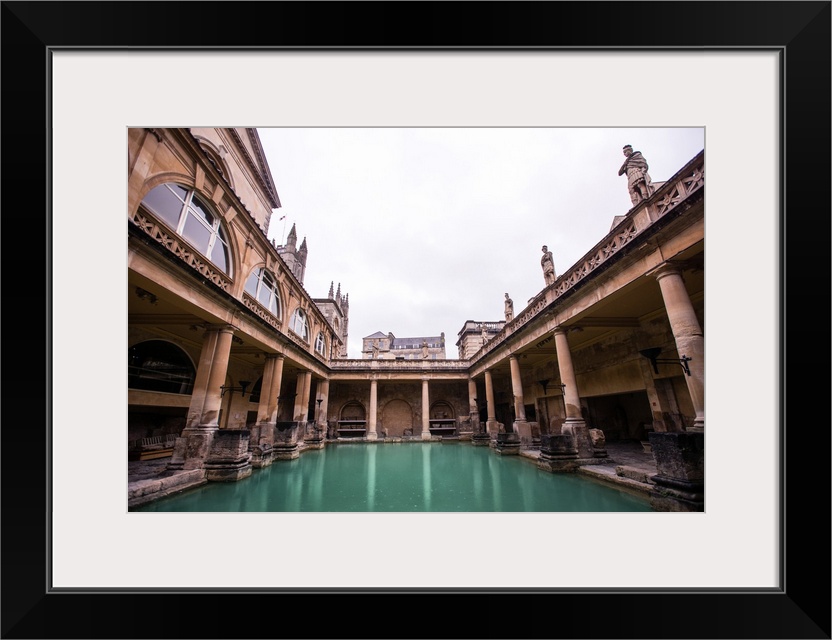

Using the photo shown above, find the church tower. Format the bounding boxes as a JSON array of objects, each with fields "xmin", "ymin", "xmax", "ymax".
[{"xmin": 276, "ymin": 223, "xmax": 307, "ymax": 285}]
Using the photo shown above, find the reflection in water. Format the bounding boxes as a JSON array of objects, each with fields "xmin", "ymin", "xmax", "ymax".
[
  {"xmin": 421, "ymin": 443, "xmax": 431, "ymax": 512},
  {"xmin": 367, "ymin": 445, "xmax": 376, "ymax": 511},
  {"xmin": 134, "ymin": 443, "xmax": 651, "ymax": 513}
]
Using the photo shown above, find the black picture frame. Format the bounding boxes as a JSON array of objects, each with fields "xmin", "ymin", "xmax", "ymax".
[{"xmin": 2, "ymin": 2, "xmax": 829, "ymax": 638}]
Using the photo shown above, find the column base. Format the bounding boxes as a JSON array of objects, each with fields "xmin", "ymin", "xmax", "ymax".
[
  {"xmin": 494, "ymin": 432, "xmax": 521, "ymax": 455},
  {"xmin": 250, "ymin": 446, "xmax": 275, "ymax": 468},
  {"xmin": 272, "ymin": 445, "xmax": 300, "ymax": 460},
  {"xmin": 205, "ymin": 464, "xmax": 253, "ymax": 482},
  {"xmin": 563, "ymin": 420, "xmax": 594, "ymax": 459},
  {"xmin": 471, "ymin": 433, "xmax": 491, "ymax": 446},
  {"xmin": 204, "ymin": 429, "xmax": 252, "ymax": 482},
  {"xmin": 649, "ymin": 475, "xmax": 704, "ymax": 511},
  {"xmin": 647, "ymin": 431, "xmax": 704, "ymax": 511},
  {"xmin": 167, "ymin": 426, "xmax": 218, "ymax": 471},
  {"xmin": 537, "ymin": 434, "xmax": 579, "ymax": 472}
]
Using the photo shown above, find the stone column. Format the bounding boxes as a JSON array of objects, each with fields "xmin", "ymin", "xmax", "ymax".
[
  {"xmin": 421, "ymin": 378, "xmax": 431, "ymax": 439},
  {"xmin": 468, "ymin": 378, "xmax": 478, "ymax": 414},
  {"xmin": 293, "ymin": 371, "xmax": 311, "ymax": 423},
  {"xmin": 508, "ymin": 354, "xmax": 532, "ymax": 446},
  {"xmin": 553, "ymin": 328, "xmax": 594, "ymax": 459},
  {"xmin": 469, "ymin": 377, "xmax": 487, "ymax": 444},
  {"xmin": 170, "ymin": 325, "xmax": 235, "ymax": 470},
  {"xmin": 367, "ymin": 378, "xmax": 378, "ymax": 440},
  {"xmin": 249, "ymin": 354, "xmax": 277, "ymax": 467},
  {"xmin": 255, "ymin": 355, "xmax": 276, "ymax": 425},
  {"xmin": 484, "ymin": 369, "xmax": 498, "ymax": 437},
  {"xmin": 316, "ymin": 379, "xmax": 330, "ymax": 429},
  {"xmin": 654, "ymin": 264, "xmax": 705, "ymax": 431},
  {"xmin": 271, "ymin": 356, "xmax": 298, "ymax": 460},
  {"xmin": 184, "ymin": 328, "xmax": 221, "ymax": 430},
  {"xmin": 268, "ymin": 355, "xmax": 284, "ymax": 424}
]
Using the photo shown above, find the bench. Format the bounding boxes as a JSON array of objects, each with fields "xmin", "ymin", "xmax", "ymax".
[
  {"xmin": 337, "ymin": 420, "xmax": 367, "ymax": 438},
  {"xmin": 130, "ymin": 434, "xmax": 178, "ymax": 460},
  {"xmin": 428, "ymin": 420, "xmax": 457, "ymax": 436}
]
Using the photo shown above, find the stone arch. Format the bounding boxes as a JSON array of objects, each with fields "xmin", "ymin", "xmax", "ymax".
[
  {"xmin": 429, "ymin": 400, "xmax": 455, "ymax": 420},
  {"xmin": 380, "ymin": 399, "xmax": 414, "ymax": 437},
  {"xmin": 339, "ymin": 400, "xmax": 366, "ymax": 421}
]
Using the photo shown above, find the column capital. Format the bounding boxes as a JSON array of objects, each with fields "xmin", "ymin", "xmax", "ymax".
[
  {"xmin": 647, "ymin": 261, "xmax": 685, "ymax": 281},
  {"xmin": 203, "ymin": 323, "xmax": 237, "ymax": 335}
]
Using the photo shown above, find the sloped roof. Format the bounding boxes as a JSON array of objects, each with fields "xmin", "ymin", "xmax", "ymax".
[{"xmin": 364, "ymin": 331, "xmax": 388, "ymax": 339}]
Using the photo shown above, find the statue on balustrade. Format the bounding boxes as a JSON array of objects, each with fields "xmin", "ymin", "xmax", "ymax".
[
  {"xmin": 541, "ymin": 245, "xmax": 556, "ymax": 286},
  {"xmin": 618, "ymin": 144, "xmax": 654, "ymax": 206},
  {"xmin": 504, "ymin": 293, "xmax": 514, "ymax": 321}
]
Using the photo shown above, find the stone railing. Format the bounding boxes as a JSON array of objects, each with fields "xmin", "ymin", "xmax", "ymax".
[
  {"xmin": 472, "ymin": 151, "xmax": 705, "ymax": 362},
  {"xmin": 241, "ymin": 292, "xmax": 281, "ymax": 331},
  {"xmin": 330, "ymin": 358, "xmax": 470, "ymax": 371},
  {"xmin": 130, "ymin": 208, "xmax": 232, "ymax": 293}
]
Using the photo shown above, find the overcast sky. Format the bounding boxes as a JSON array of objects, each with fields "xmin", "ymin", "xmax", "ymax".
[{"xmin": 257, "ymin": 127, "xmax": 704, "ymax": 359}]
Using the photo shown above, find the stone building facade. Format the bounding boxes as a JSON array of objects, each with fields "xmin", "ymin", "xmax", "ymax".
[
  {"xmin": 128, "ymin": 127, "xmax": 705, "ymax": 511},
  {"xmin": 362, "ymin": 331, "xmax": 446, "ymax": 360}
]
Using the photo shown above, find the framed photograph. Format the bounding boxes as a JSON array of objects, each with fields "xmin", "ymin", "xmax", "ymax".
[{"xmin": 4, "ymin": 2, "xmax": 829, "ymax": 638}]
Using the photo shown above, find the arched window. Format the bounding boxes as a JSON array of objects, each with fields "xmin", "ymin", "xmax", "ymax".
[
  {"xmin": 128, "ymin": 340, "xmax": 195, "ymax": 394},
  {"xmin": 245, "ymin": 267, "xmax": 282, "ymax": 318},
  {"xmin": 289, "ymin": 308, "xmax": 309, "ymax": 342},
  {"xmin": 141, "ymin": 183, "xmax": 230, "ymax": 273},
  {"xmin": 314, "ymin": 332, "xmax": 326, "ymax": 356}
]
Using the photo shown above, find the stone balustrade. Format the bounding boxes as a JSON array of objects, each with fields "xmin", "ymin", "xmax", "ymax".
[{"xmin": 472, "ymin": 151, "xmax": 705, "ymax": 362}]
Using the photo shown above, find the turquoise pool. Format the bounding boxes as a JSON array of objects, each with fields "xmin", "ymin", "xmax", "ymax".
[{"xmin": 132, "ymin": 442, "xmax": 652, "ymax": 512}]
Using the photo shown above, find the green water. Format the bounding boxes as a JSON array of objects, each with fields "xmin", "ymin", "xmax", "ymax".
[{"xmin": 133, "ymin": 442, "xmax": 651, "ymax": 512}]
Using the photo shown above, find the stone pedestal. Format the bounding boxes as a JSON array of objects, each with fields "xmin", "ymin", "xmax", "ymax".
[
  {"xmin": 589, "ymin": 428, "xmax": 609, "ymax": 458},
  {"xmin": 470, "ymin": 413, "xmax": 490, "ymax": 445},
  {"xmin": 494, "ymin": 432, "xmax": 520, "ymax": 455},
  {"xmin": 564, "ymin": 422, "xmax": 595, "ymax": 459},
  {"xmin": 303, "ymin": 422, "xmax": 326, "ymax": 450},
  {"xmin": 513, "ymin": 420, "xmax": 533, "ymax": 448},
  {"xmin": 250, "ymin": 423, "xmax": 276, "ymax": 468},
  {"xmin": 250, "ymin": 445, "xmax": 275, "ymax": 468},
  {"xmin": 204, "ymin": 429, "xmax": 252, "ymax": 481},
  {"xmin": 167, "ymin": 427, "xmax": 216, "ymax": 471},
  {"xmin": 648, "ymin": 431, "xmax": 704, "ymax": 512},
  {"xmin": 273, "ymin": 421, "xmax": 300, "ymax": 460},
  {"xmin": 537, "ymin": 434, "xmax": 580, "ymax": 472}
]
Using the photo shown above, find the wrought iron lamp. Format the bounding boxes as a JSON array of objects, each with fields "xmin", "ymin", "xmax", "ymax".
[
  {"xmin": 639, "ymin": 347, "xmax": 692, "ymax": 376},
  {"xmin": 220, "ymin": 380, "xmax": 250, "ymax": 398}
]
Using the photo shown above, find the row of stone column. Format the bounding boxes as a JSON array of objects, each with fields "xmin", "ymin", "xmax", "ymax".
[
  {"xmin": 169, "ymin": 324, "xmax": 330, "ymax": 470},
  {"xmin": 361, "ymin": 377, "xmax": 435, "ymax": 441},
  {"xmin": 471, "ymin": 263, "xmax": 704, "ymax": 449}
]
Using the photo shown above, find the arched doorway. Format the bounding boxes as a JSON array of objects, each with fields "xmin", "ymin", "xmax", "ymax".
[
  {"xmin": 381, "ymin": 399, "xmax": 413, "ymax": 437},
  {"xmin": 338, "ymin": 401, "xmax": 367, "ymax": 438}
]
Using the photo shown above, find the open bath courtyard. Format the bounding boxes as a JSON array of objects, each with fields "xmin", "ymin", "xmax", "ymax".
[{"xmin": 127, "ymin": 127, "xmax": 705, "ymax": 513}]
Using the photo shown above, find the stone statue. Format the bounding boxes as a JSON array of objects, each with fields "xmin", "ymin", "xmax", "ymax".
[
  {"xmin": 480, "ymin": 323, "xmax": 488, "ymax": 343},
  {"xmin": 618, "ymin": 144, "xmax": 654, "ymax": 206},
  {"xmin": 504, "ymin": 293, "xmax": 514, "ymax": 321},
  {"xmin": 422, "ymin": 340, "xmax": 429, "ymax": 358},
  {"xmin": 371, "ymin": 343, "xmax": 379, "ymax": 358},
  {"xmin": 541, "ymin": 245, "xmax": 556, "ymax": 286}
]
